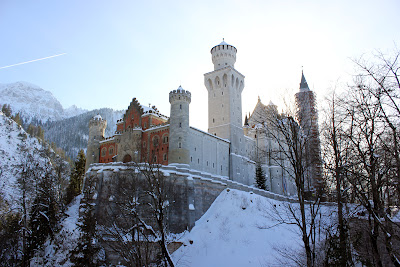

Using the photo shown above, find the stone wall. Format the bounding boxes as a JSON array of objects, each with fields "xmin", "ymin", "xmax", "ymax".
[{"xmin": 86, "ymin": 162, "xmax": 297, "ymax": 234}]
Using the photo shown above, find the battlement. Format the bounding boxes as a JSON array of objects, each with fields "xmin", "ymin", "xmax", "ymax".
[
  {"xmin": 169, "ymin": 86, "xmax": 191, "ymax": 103},
  {"xmin": 89, "ymin": 115, "xmax": 107, "ymax": 128},
  {"xmin": 211, "ymin": 40, "xmax": 237, "ymax": 70}
]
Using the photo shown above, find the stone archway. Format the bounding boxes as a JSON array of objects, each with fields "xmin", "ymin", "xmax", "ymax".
[{"xmin": 122, "ymin": 154, "xmax": 132, "ymax": 163}]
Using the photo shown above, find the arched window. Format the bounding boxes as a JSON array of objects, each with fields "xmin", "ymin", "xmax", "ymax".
[
  {"xmin": 153, "ymin": 136, "xmax": 159, "ymax": 147},
  {"xmin": 153, "ymin": 155, "xmax": 157, "ymax": 163},
  {"xmin": 101, "ymin": 147, "xmax": 107, "ymax": 157},
  {"xmin": 109, "ymin": 146, "xmax": 114, "ymax": 155},
  {"xmin": 180, "ymin": 104, "xmax": 182, "ymax": 110},
  {"xmin": 163, "ymin": 153, "xmax": 167, "ymax": 161}
]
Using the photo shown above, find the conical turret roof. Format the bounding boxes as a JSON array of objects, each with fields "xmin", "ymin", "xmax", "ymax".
[{"xmin": 299, "ymin": 71, "xmax": 310, "ymax": 92}]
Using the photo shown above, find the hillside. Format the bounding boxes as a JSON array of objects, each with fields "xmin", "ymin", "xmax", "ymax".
[
  {"xmin": 0, "ymin": 111, "xmax": 56, "ymax": 210},
  {"xmin": 172, "ymin": 189, "xmax": 310, "ymax": 267}
]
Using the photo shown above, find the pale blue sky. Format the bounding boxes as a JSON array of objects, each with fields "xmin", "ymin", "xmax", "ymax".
[{"xmin": 1, "ymin": 0, "xmax": 399, "ymax": 130}]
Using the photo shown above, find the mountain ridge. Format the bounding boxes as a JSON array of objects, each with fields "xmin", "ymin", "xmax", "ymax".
[{"xmin": 0, "ymin": 81, "xmax": 88, "ymax": 123}]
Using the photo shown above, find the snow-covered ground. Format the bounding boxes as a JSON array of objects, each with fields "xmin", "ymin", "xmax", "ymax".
[
  {"xmin": 172, "ymin": 189, "xmax": 315, "ymax": 267},
  {"xmin": 31, "ymin": 195, "xmax": 82, "ymax": 266}
]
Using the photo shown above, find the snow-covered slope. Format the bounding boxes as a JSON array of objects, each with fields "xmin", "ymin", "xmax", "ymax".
[
  {"xmin": 172, "ymin": 189, "xmax": 317, "ymax": 267},
  {"xmin": 0, "ymin": 111, "xmax": 48, "ymax": 209},
  {"xmin": 0, "ymin": 82, "xmax": 87, "ymax": 123}
]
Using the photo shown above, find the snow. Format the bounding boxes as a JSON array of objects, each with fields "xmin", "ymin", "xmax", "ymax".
[
  {"xmin": 172, "ymin": 189, "xmax": 328, "ymax": 267},
  {"xmin": 31, "ymin": 195, "xmax": 82, "ymax": 266},
  {"xmin": 93, "ymin": 114, "xmax": 103, "ymax": 120},
  {"xmin": 0, "ymin": 81, "xmax": 87, "ymax": 123},
  {"xmin": 0, "ymin": 111, "xmax": 48, "ymax": 210},
  {"xmin": 188, "ymin": 204, "xmax": 195, "ymax": 210}
]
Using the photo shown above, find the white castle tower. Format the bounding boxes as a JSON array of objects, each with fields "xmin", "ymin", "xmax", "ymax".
[
  {"xmin": 204, "ymin": 40, "xmax": 249, "ymax": 182},
  {"xmin": 168, "ymin": 86, "xmax": 191, "ymax": 165},
  {"xmin": 85, "ymin": 114, "xmax": 107, "ymax": 171}
]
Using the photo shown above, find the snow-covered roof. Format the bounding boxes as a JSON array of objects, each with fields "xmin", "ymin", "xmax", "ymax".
[
  {"xmin": 93, "ymin": 114, "xmax": 102, "ymax": 120},
  {"xmin": 211, "ymin": 39, "xmax": 237, "ymax": 51},
  {"xmin": 141, "ymin": 105, "xmax": 156, "ymax": 113}
]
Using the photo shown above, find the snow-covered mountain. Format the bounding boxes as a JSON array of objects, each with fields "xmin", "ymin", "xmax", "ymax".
[{"xmin": 0, "ymin": 82, "xmax": 87, "ymax": 123}]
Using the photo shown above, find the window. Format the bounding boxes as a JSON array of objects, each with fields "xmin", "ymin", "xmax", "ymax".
[
  {"xmin": 180, "ymin": 104, "xmax": 182, "ymax": 110},
  {"xmin": 163, "ymin": 134, "xmax": 169, "ymax": 144},
  {"xmin": 144, "ymin": 122, "xmax": 147, "ymax": 128},
  {"xmin": 143, "ymin": 141, "xmax": 146, "ymax": 148},
  {"xmin": 163, "ymin": 153, "xmax": 167, "ymax": 161},
  {"xmin": 109, "ymin": 146, "xmax": 114, "ymax": 155},
  {"xmin": 179, "ymin": 122, "xmax": 182, "ymax": 128},
  {"xmin": 153, "ymin": 136, "xmax": 159, "ymax": 147},
  {"xmin": 191, "ymin": 156, "xmax": 193, "ymax": 162},
  {"xmin": 153, "ymin": 155, "xmax": 157, "ymax": 163},
  {"xmin": 178, "ymin": 142, "xmax": 182, "ymax": 148},
  {"xmin": 101, "ymin": 147, "xmax": 107, "ymax": 157}
]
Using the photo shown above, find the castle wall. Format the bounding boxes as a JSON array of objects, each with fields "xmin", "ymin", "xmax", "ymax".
[
  {"xmin": 187, "ymin": 127, "xmax": 230, "ymax": 177},
  {"xmin": 86, "ymin": 163, "xmax": 297, "ymax": 235},
  {"xmin": 99, "ymin": 140, "xmax": 116, "ymax": 163},
  {"xmin": 141, "ymin": 126, "xmax": 169, "ymax": 164}
]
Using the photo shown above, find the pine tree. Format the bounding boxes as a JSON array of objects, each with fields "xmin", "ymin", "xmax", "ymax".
[
  {"xmin": 1, "ymin": 104, "xmax": 12, "ymax": 117},
  {"xmin": 65, "ymin": 150, "xmax": 86, "ymax": 204},
  {"xmin": 28, "ymin": 167, "xmax": 58, "ymax": 258},
  {"xmin": 71, "ymin": 176, "xmax": 103, "ymax": 266},
  {"xmin": 12, "ymin": 113, "xmax": 22, "ymax": 126},
  {"xmin": 255, "ymin": 162, "xmax": 267, "ymax": 190}
]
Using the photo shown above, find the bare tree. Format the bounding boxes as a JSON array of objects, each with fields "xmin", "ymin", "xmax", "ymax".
[
  {"xmin": 257, "ymin": 102, "xmax": 322, "ymax": 267},
  {"xmin": 100, "ymin": 162, "xmax": 176, "ymax": 266},
  {"xmin": 321, "ymin": 91, "xmax": 354, "ymax": 266}
]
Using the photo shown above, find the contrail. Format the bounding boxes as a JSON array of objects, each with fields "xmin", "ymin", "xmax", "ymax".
[{"xmin": 0, "ymin": 53, "xmax": 67, "ymax": 69}]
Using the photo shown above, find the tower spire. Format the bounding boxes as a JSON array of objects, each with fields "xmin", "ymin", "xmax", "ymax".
[{"xmin": 299, "ymin": 70, "xmax": 310, "ymax": 92}]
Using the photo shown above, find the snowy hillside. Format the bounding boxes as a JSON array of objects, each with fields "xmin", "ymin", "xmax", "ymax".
[
  {"xmin": 172, "ymin": 189, "xmax": 329, "ymax": 267},
  {"xmin": 0, "ymin": 82, "xmax": 87, "ymax": 123},
  {"xmin": 0, "ymin": 111, "xmax": 48, "ymax": 209}
]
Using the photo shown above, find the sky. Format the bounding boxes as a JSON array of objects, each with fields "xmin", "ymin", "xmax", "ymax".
[{"xmin": 0, "ymin": 0, "xmax": 399, "ymax": 130}]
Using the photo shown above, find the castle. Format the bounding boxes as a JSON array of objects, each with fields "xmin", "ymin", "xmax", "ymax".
[{"xmin": 85, "ymin": 40, "xmax": 321, "ymax": 197}]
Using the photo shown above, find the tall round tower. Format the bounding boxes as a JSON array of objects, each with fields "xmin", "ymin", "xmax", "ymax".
[
  {"xmin": 211, "ymin": 39, "xmax": 237, "ymax": 70},
  {"xmin": 85, "ymin": 114, "xmax": 107, "ymax": 171},
  {"xmin": 295, "ymin": 71, "xmax": 323, "ymax": 195},
  {"xmin": 168, "ymin": 86, "xmax": 191, "ymax": 165}
]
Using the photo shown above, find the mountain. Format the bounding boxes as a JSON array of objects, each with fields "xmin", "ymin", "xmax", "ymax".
[
  {"xmin": 43, "ymin": 108, "xmax": 124, "ymax": 159},
  {"xmin": 0, "ymin": 82, "xmax": 87, "ymax": 123},
  {"xmin": 0, "ymin": 81, "xmax": 124, "ymax": 160}
]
